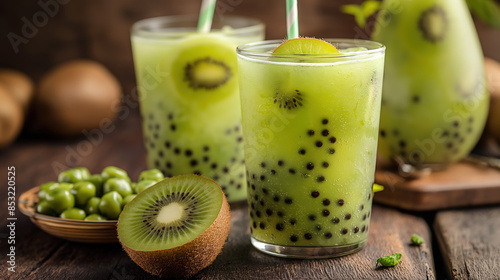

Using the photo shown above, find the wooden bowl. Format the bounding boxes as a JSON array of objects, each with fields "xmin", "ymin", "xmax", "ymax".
[{"xmin": 19, "ymin": 187, "xmax": 118, "ymax": 243}]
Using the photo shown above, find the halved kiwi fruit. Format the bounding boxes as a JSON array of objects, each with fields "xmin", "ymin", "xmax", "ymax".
[
  {"xmin": 171, "ymin": 35, "xmax": 237, "ymax": 103},
  {"xmin": 117, "ymin": 174, "xmax": 230, "ymax": 278},
  {"xmin": 272, "ymin": 37, "xmax": 339, "ymax": 54}
]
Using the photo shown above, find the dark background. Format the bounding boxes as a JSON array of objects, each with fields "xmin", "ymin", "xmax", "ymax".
[{"xmin": 1, "ymin": 0, "xmax": 499, "ymax": 99}]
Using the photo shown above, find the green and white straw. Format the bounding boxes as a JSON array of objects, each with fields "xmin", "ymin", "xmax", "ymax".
[
  {"xmin": 286, "ymin": 0, "xmax": 299, "ymax": 39},
  {"xmin": 197, "ymin": 0, "xmax": 217, "ymax": 33}
]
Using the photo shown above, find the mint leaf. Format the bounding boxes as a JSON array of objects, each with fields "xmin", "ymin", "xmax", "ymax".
[
  {"xmin": 411, "ymin": 234, "xmax": 425, "ymax": 245},
  {"xmin": 466, "ymin": 0, "xmax": 500, "ymax": 28},
  {"xmin": 341, "ymin": 0, "xmax": 381, "ymax": 28},
  {"xmin": 376, "ymin": 253, "xmax": 402, "ymax": 267}
]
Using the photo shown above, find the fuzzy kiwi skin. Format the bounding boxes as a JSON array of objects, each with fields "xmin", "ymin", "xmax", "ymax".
[
  {"xmin": 118, "ymin": 177, "xmax": 231, "ymax": 278},
  {"xmin": 0, "ymin": 69, "xmax": 34, "ymax": 113},
  {"xmin": 0, "ymin": 85, "xmax": 23, "ymax": 148}
]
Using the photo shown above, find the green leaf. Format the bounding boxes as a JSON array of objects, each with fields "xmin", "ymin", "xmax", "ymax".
[
  {"xmin": 411, "ymin": 234, "xmax": 425, "ymax": 245},
  {"xmin": 376, "ymin": 253, "xmax": 402, "ymax": 267},
  {"xmin": 466, "ymin": 0, "xmax": 500, "ymax": 28},
  {"xmin": 373, "ymin": 183, "xmax": 384, "ymax": 193},
  {"xmin": 341, "ymin": 1, "xmax": 381, "ymax": 28}
]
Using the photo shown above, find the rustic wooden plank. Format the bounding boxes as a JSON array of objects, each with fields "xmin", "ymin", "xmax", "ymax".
[
  {"xmin": 434, "ymin": 206, "xmax": 500, "ymax": 280},
  {"xmin": 375, "ymin": 163, "xmax": 500, "ymax": 211}
]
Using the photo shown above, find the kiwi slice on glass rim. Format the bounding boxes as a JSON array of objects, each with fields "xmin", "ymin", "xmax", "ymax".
[{"xmin": 117, "ymin": 174, "xmax": 230, "ymax": 278}]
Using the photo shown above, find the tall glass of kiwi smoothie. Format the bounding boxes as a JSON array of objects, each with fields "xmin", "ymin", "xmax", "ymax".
[
  {"xmin": 131, "ymin": 16, "xmax": 264, "ymax": 202},
  {"xmin": 372, "ymin": 0, "xmax": 488, "ymax": 167},
  {"xmin": 237, "ymin": 38, "xmax": 385, "ymax": 258}
]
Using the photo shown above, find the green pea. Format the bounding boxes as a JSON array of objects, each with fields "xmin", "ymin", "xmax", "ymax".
[
  {"xmin": 38, "ymin": 181, "xmax": 59, "ymax": 201},
  {"xmin": 72, "ymin": 182, "xmax": 96, "ymax": 207},
  {"xmin": 101, "ymin": 166, "xmax": 130, "ymax": 183},
  {"xmin": 138, "ymin": 169, "xmax": 164, "ymax": 182},
  {"xmin": 121, "ymin": 194, "xmax": 136, "ymax": 207},
  {"xmin": 99, "ymin": 191, "xmax": 123, "ymax": 220},
  {"xmin": 103, "ymin": 178, "xmax": 132, "ymax": 197},
  {"xmin": 85, "ymin": 197, "xmax": 101, "ymax": 215},
  {"xmin": 84, "ymin": 214, "xmax": 107, "ymax": 221},
  {"xmin": 36, "ymin": 200, "xmax": 58, "ymax": 216},
  {"xmin": 86, "ymin": 174, "xmax": 104, "ymax": 197},
  {"xmin": 60, "ymin": 208, "xmax": 86, "ymax": 220},
  {"xmin": 46, "ymin": 188, "xmax": 75, "ymax": 214},
  {"xmin": 133, "ymin": 180, "xmax": 156, "ymax": 194},
  {"xmin": 58, "ymin": 167, "xmax": 91, "ymax": 183}
]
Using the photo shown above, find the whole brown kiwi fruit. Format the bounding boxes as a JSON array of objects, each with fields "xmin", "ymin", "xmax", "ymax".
[
  {"xmin": 36, "ymin": 60, "xmax": 121, "ymax": 136},
  {"xmin": 485, "ymin": 57, "xmax": 500, "ymax": 142},
  {"xmin": 0, "ymin": 69, "xmax": 34, "ymax": 113},
  {"xmin": 0, "ymin": 84, "xmax": 23, "ymax": 148}
]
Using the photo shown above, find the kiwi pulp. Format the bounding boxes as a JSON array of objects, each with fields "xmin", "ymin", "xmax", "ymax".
[{"xmin": 117, "ymin": 175, "xmax": 230, "ymax": 278}]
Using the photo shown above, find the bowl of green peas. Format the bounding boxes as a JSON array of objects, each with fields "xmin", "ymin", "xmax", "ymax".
[{"xmin": 19, "ymin": 166, "xmax": 165, "ymax": 243}]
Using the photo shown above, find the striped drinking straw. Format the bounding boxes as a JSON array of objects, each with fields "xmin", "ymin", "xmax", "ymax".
[
  {"xmin": 197, "ymin": 0, "xmax": 217, "ymax": 33},
  {"xmin": 286, "ymin": 0, "xmax": 299, "ymax": 39}
]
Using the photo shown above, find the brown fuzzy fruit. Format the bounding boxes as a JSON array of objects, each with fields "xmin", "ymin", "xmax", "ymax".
[
  {"xmin": 0, "ymin": 69, "xmax": 34, "ymax": 113},
  {"xmin": 485, "ymin": 57, "xmax": 500, "ymax": 142},
  {"xmin": 36, "ymin": 60, "xmax": 121, "ymax": 136},
  {"xmin": 0, "ymin": 84, "xmax": 23, "ymax": 148},
  {"xmin": 117, "ymin": 175, "xmax": 230, "ymax": 278}
]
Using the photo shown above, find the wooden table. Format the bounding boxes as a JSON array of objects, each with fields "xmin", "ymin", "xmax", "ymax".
[{"xmin": 1, "ymin": 111, "xmax": 498, "ymax": 279}]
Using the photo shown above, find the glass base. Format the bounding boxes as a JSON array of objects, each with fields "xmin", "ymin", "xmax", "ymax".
[{"xmin": 251, "ymin": 237, "xmax": 366, "ymax": 259}]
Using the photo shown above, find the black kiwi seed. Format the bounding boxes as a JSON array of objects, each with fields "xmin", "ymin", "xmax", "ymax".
[
  {"xmin": 412, "ymin": 95, "xmax": 420, "ymax": 103},
  {"xmin": 174, "ymin": 148, "xmax": 181, "ymax": 154},
  {"xmin": 328, "ymin": 148, "xmax": 335, "ymax": 154},
  {"xmin": 185, "ymin": 149, "xmax": 193, "ymax": 157},
  {"xmin": 321, "ymin": 129, "xmax": 329, "ymax": 136},
  {"xmin": 306, "ymin": 162, "xmax": 314, "ymax": 170},
  {"xmin": 325, "ymin": 232, "xmax": 332, "ymax": 239},
  {"xmin": 289, "ymin": 168, "xmax": 296, "ymax": 174},
  {"xmin": 399, "ymin": 140, "xmax": 406, "ymax": 148},
  {"xmin": 166, "ymin": 162, "xmax": 172, "ymax": 169},
  {"xmin": 308, "ymin": 214, "xmax": 316, "ymax": 221},
  {"xmin": 276, "ymin": 223, "xmax": 284, "ymax": 231},
  {"xmin": 256, "ymin": 210, "xmax": 261, "ymax": 218},
  {"xmin": 322, "ymin": 119, "xmax": 328, "ymax": 125},
  {"xmin": 190, "ymin": 159, "xmax": 198, "ymax": 167},
  {"xmin": 418, "ymin": 5, "xmax": 448, "ymax": 43},
  {"xmin": 273, "ymin": 195, "xmax": 280, "ymax": 202},
  {"xmin": 354, "ymin": 227, "xmax": 360, "ymax": 233},
  {"xmin": 262, "ymin": 188, "xmax": 268, "ymax": 194},
  {"xmin": 322, "ymin": 210, "xmax": 330, "ymax": 217},
  {"xmin": 253, "ymin": 222, "xmax": 257, "ymax": 228},
  {"xmin": 290, "ymin": 235, "xmax": 298, "ymax": 242},
  {"xmin": 345, "ymin": 214, "xmax": 351, "ymax": 220},
  {"xmin": 323, "ymin": 199, "xmax": 330, "ymax": 206},
  {"xmin": 311, "ymin": 191, "xmax": 320, "ymax": 198},
  {"xmin": 260, "ymin": 175, "xmax": 266, "ymax": 181},
  {"xmin": 223, "ymin": 167, "xmax": 229, "ymax": 173},
  {"xmin": 315, "ymin": 225, "xmax": 322, "ymax": 231},
  {"xmin": 285, "ymin": 198, "xmax": 293, "ymax": 204},
  {"xmin": 341, "ymin": 228, "xmax": 348, "ymax": 235},
  {"xmin": 203, "ymin": 156, "xmax": 209, "ymax": 162},
  {"xmin": 170, "ymin": 124, "xmax": 176, "ymax": 131},
  {"xmin": 363, "ymin": 214, "xmax": 367, "ymax": 221},
  {"xmin": 329, "ymin": 137, "xmax": 337, "ymax": 143},
  {"xmin": 278, "ymin": 160, "xmax": 284, "ymax": 166},
  {"xmin": 164, "ymin": 141, "xmax": 171, "ymax": 148},
  {"xmin": 290, "ymin": 219, "xmax": 296, "ymax": 225},
  {"xmin": 380, "ymin": 130, "xmax": 386, "ymax": 137},
  {"xmin": 332, "ymin": 217, "xmax": 340, "ymax": 224},
  {"xmin": 266, "ymin": 209, "xmax": 273, "ymax": 216},
  {"xmin": 322, "ymin": 162, "xmax": 329, "ymax": 168},
  {"xmin": 259, "ymin": 222, "xmax": 266, "ymax": 229},
  {"xmin": 315, "ymin": 141, "xmax": 323, "ymax": 147},
  {"xmin": 338, "ymin": 199, "xmax": 345, "ymax": 206},
  {"xmin": 260, "ymin": 162, "xmax": 266, "ymax": 168},
  {"xmin": 362, "ymin": 225, "xmax": 366, "ymax": 232},
  {"xmin": 271, "ymin": 169, "xmax": 276, "ymax": 175},
  {"xmin": 210, "ymin": 163, "xmax": 217, "ymax": 169},
  {"xmin": 317, "ymin": 176, "xmax": 325, "ymax": 182},
  {"xmin": 360, "ymin": 204, "xmax": 364, "ymax": 211},
  {"xmin": 277, "ymin": 211, "xmax": 284, "ymax": 217},
  {"xmin": 299, "ymin": 148, "xmax": 306, "ymax": 155},
  {"xmin": 304, "ymin": 233, "xmax": 312, "ymax": 240},
  {"xmin": 307, "ymin": 130, "xmax": 315, "ymax": 136},
  {"xmin": 167, "ymin": 113, "xmax": 173, "ymax": 120}
]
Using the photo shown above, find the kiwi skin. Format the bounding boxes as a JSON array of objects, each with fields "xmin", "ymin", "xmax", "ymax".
[{"xmin": 118, "ymin": 175, "xmax": 231, "ymax": 279}]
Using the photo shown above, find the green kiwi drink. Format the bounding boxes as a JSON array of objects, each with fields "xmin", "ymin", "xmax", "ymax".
[
  {"xmin": 237, "ymin": 39, "xmax": 385, "ymax": 258},
  {"xmin": 131, "ymin": 16, "xmax": 264, "ymax": 202},
  {"xmin": 372, "ymin": 0, "xmax": 488, "ymax": 166}
]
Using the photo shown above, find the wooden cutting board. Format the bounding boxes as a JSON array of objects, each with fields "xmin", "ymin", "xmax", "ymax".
[{"xmin": 374, "ymin": 162, "xmax": 500, "ymax": 211}]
